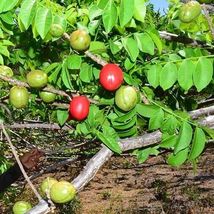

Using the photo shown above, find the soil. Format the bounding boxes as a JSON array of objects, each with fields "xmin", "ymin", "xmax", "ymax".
[{"xmin": 0, "ymin": 146, "xmax": 213, "ymax": 214}]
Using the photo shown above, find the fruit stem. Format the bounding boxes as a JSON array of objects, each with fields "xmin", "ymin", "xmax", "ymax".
[{"xmin": 63, "ymin": 32, "xmax": 70, "ymax": 40}]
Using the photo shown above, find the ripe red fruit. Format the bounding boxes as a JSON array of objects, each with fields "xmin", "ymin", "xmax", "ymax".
[
  {"xmin": 69, "ymin": 96, "xmax": 90, "ymax": 121},
  {"xmin": 99, "ymin": 64, "xmax": 124, "ymax": 91}
]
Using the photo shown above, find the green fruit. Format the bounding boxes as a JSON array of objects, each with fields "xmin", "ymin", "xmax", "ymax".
[
  {"xmin": 50, "ymin": 181, "xmax": 76, "ymax": 204},
  {"xmin": 9, "ymin": 86, "xmax": 29, "ymax": 109},
  {"xmin": 39, "ymin": 86, "xmax": 56, "ymax": 103},
  {"xmin": 13, "ymin": 201, "xmax": 32, "ymax": 214},
  {"xmin": 115, "ymin": 86, "xmax": 138, "ymax": 111},
  {"xmin": 69, "ymin": 29, "xmax": 91, "ymax": 51},
  {"xmin": 27, "ymin": 70, "xmax": 48, "ymax": 88},
  {"xmin": 50, "ymin": 24, "xmax": 64, "ymax": 38},
  {"xmin": 40, "ymin": 177, "xmax": 58, "ymax": 195},
  {"xmin": 0, "ymin": 65, "xmax": 13, "ymax": 77},
  {"xmin": 179, "ymin": 1, "xmax": 201, "ymax": 23}
]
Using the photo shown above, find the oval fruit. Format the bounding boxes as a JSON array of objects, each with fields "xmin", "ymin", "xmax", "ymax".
[
  {"xmin": 69, "ymin": 96, "xmax": 90, "ymax": 121},
  {"xmin": 115, "ymin": 86, "xmax": 138, "ymax": 111},
  {"xmin": 50, "ymin": 181, "xmax": 76, "ymax": 204},
  {"xmin": 179, "ymin": 1, "xmax": 201, "ymax": 23},
  {"xmin": 39, "ymin": 86, "xmax": 56, "ymax": 103},
  {"xmin": 13, "ymin": 201, "xmax": 32, "ymax": 214},
  {"xmin": 40, "ymin": 177, "xmax": 58, "ymax": 195},
  {"xmin": 69, "ymin": 29, "xmax": 91, "ymax": 51},
  {"xmin": 9, "ymin": 86, "xmax": 29, "ymax": 109},
  {"xmin": 99, "ymin": 64, "xmax": 124, "ymax": 91},
  {"xmin": 27, "ymin": 70, "xmax": 48, "ymax": 88},
  {"xmin": 0, "ymin": 65, "xmax": 13, "ymax": 77},
  {"xmin": 50, "ymin": 24, "xmax": 64, "ymax": 38}
]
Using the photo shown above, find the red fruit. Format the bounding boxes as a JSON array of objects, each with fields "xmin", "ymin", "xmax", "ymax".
[
  {"xmin": 69, "ymin": 96, "xmax": 90, "ymax": 121},
  {"xmin": 99, "ymin": 64, "xmax": 124, "ymax": 91}
]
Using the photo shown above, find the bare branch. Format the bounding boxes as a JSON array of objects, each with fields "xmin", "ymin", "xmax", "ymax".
[
  {"xmin": 202, "ymin": 4, "xmax": 214, "ymax": 39},
  {"xmin": 189, "ymin": 105, "xmax": 214, "ymax": 119},
  {"xmin": 85, "ymin": 51, "xmax": 108, "ymax": 66}
]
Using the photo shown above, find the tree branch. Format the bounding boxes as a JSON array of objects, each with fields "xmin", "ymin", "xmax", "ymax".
[{"xmin": 189, "ymin": 105, "xmax": 214, "ymax": 119}]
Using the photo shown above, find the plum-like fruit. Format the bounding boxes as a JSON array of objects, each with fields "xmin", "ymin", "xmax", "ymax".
[
  {"xmin": 50, "ymin": 24, "xmax": 64, "ymax": 37},
  {"xmin": 12, "ymin": 201, "xmax": 32, "ymax": 214},
  {"xmin": 39, "ymin": 86, "xmax": 56, "ymax": 103},
  {"xmin": 99, "ymin": 64, "xmax": 124, "ymax": 91},
  {"xmin": 69, "ymin": 96, "xmax": 90, "ymax": 121},
  {"xmin": 50, "ymin": 181, "xmax": 76, "ymax": 204},
  {"xmin": 40, "ymin": 177, "xmax": 58, "ymax": 195},
  {"xmin": 115, "ymin": 86, "xmax": 138, "ymax": 111},
  {"xmin": 69, "ymin": 29, "xmax": 91, "ymax": 51},
  {"xmin": 9, "ymin": 86, "xmax": 29, "ymax": 109},
  {"xmin": 27, "ymin": 70, "xmax": 48, "ymax": 88},
  {"xmin": 0, "ymin": 65, "xmax": 13, "ymax": 77},
  {"xmin": 179, "ymin": 1, "xmax": 201, "ymax": 23}
]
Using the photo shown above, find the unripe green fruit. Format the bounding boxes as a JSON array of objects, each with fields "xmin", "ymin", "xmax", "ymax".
[
  {"xmin": 115, "ymin": 86, "xmax": 138, "ymax": 111},
  {"xmin": 50, "ymin": 181, "xmax": 76, "ymax": 204},
  {"xmin": 0, "ymin": 65, "xmax": 13, "ymax": 77},
  {"xmin": 13, "ymin": 201, "xmax": 32, "ymax": 214},
  {"xmin": 179, "ymin": 1, "xmax": 201, "ymax": 23},
  {"xmin": 50, "ymin": 24, "xmax": 64, "ymax": 38},
  {"xmin": 40, "ymin": 177, "xmax": 58, "ymax": 195},
  {"xmin": 9, "ymin": 86, "xmax": 29, "ymax": 109},
  {"xmin": 27, "ymin": 70, "xmax": 48, "ymax": 88},
  {"xmin": 69, "ymin": 29, "xmax": 91, "ymax": 51},
  {"xmin": 39, "ymin": 89, "xmax": 56, "ymax": 103}
]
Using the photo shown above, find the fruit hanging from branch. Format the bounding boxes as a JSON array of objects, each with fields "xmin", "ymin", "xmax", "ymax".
[
  {"xmin": 50, "ymin": 181, "xmax": 76, "ymax": 204},
  {"xmin": 179, "ymin": 1, "xmax": 201, "ymax": 23},
  {"xmin": 9, "ymin": 86, "xmax": 29, "ymax": 109},
  {"xmin": 99, "ymin": 64, "xmax": 124, "ymax": 91},
  {"xmin": 12, "ymin": 201, "xmax": 32, "ymax": 214},
  {"xmin": 40, "ymin": 177, "xmax": 58, "ymax": 196},
  {"xmin": 69, "ymin": 96, "xmax": 90, "ymax": 121},
  {"xmin": 0, "ymin": 65, "xmax": 13, "ymax": 77},
  {"xmin": 50, "ymin": 24, "xmax": 64, "ymax": 38},
  {"xmin": 115, "ymin": 86, "xmax": 139, "ymax": 111},
  {"xmin": 69, "ymin": 29, "xmax": 91, "ymax": 51},
  {"xmin": 39, "ymin": 85, "xmax": 57, "ymax": 103},
  {"xmin": 26, "ymin": 70, "xmax": 48, "ymax": 88}
]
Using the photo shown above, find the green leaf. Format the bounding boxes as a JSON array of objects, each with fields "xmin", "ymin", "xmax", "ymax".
[
  {"xmin": 102, "ymin": 0, "xmax": 117, "ymax": 33},
  {"xmin": 134, "ymin": 33, "xmax": 154, "ymax": 55},
  {"xmin": 61, "ymin": 64, "xmax": 72, "ymax": 89},
  {"xmin": 95, "ymin": 130, "xmax": 121, "ymax": 154},
  {"xmin": 19, "ymin": 0, "xmax": 37, "ymax": 30},
  {"xmin": 161, "ymin": 115, "xmax": 179, "ymax": 134},
  {"xmin": 109, "ymin": 40, "xmax": 122, "ymax": 55},
  {"xmin": 89, "ymin": 5, "xmax": 103, "ymax": 21},
  {"xmin": 134, "ymin": 148, "xmax": 151, "ymax": 163},
  {"xmin": 178, "ymin": 59, "xmax": 195, "ymax": 91},
  {"xmin": 57, "ymin": 110, "xmax": 69, "ymax": 126},
  {"xmin": 89, "ymin": 41, "xmax": 106, "ymax": 54},
  {"xmin": 67, "ymin": 55, "xmax": 82, "ymax": 70},
  {"xmin": 113, "ymin": 116, "xmax": 136, "ymax": 130},
  {"xmin": 147, "ymin": 64, "xmax": 161, "ymax": 88},
  {"xmin": 136, "ymin": 104, "xmax": 160, "ymax": 118},
  {"xmin": 114, "ymin": 108, "xmax": 136, "ymax": 123},
  {"xmin": 160, "ymin": 62, "xmax": 177, "ymax": 90},
  {"xmin": 203, "ymin": 127, "xmax": 214, "ymax": 139},
  {"xmin": 122, "ymin": 37, "xmax": 139, "ymax": 62},
  {"xmin": 193, "ymin": 57, "xmax": 213, "ymax": 92},
  {"xmin": 0, "ymin": 0, "xmax": 19, "ymax": 13},
  {"xmin": 167, "ymin": 147, "xmax": 189, "ymax": 167},
  {"xmin": 118, "ymin": 126, "xmax": 137, "ymax": 138},
  {"xmin": 35, "ymin": 7, "xmax": 52, "ymax": 39},
  {"xmin": 174, "ymin": 122, "xmax": 193, "ymax": 154},
  {"xmin": 119, "ymin": 0, "xmax": 134, "ymax": 27},
  {"xmin": 149, "ymin": 108, "xmax": 164, "ymax": 130},
  {"xmin": 189, "ymin": 128, "xmax": 206, "ymax": 160},
  {"xmin": 133, "ymin": 0, "xmax": 146, "ymax": 23},
  {"xmin": 79, "ymin": 63, "xmax": 93, "ymax": 83},
  {"xmin": 160, "ymin": 134, "xmax": 178, "ymax": 149},
  {"xmin": 146, "ymin": 29, "xmax": 163, "ymax": 54},
  {"xmin": 0, "ymin": 45, "xmax": 9, "ymax": 57}
]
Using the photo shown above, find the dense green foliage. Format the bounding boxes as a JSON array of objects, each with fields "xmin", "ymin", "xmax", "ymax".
[{"xmin": 0, "ymin": 0, "xmax": 213, "ymax": 178}]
